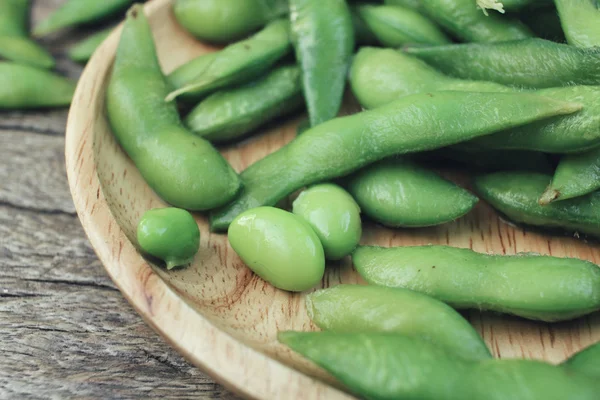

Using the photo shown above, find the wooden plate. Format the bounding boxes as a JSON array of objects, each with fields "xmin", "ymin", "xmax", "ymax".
[{"xmin": 65, "ymin": 0, "xmax": 600, "ymax": 398}]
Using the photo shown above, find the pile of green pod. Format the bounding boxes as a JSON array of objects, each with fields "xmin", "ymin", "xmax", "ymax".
[{"xmin": 88, "ymin": 0, "xmax": 600, "ymax": 397}]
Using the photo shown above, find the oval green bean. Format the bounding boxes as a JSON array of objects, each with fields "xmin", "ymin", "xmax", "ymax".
[
  {"xmin": 137, "ymin": 208, "xmax": 200, "ymax": 270},
  {"xmin": 344, "ymin": 158, "xmax": 478, "ymax": 227},
  {"xmin": 228, "ymin": 206, "xmax": 325, "ymax": 292},
  {"xmin": 209, "ymin": 91, "xmax": 579, "ymax": 231},
  {"xmin": 0, "ymin": 0, "xmax": 54, "ymax": 68},
  {"xmin": 404, "ymin": 39, "xmax": 600, "ymax": 88},
  {"xmin": 280, "ymin": 331, "xmax": 600, "ymax": 400},
  {"xmin": 353, "ymin": 245, "xmax": 600, "ymax": 321},
  {"xmin": 292, "ymin": 184, "xmax": 361, "ymax": 260},
  {"xmin": 166, "ymin": 19, "xmax": 292, "ymax": 102},
  {"xmin": 185, "ymin": 65, "xmax": 304, "ymax": 143},
  {"xmin": 307, "ymin": 284, "xmax": 491, "ymax": 360},
  {"xmin": 106, "ymin": 5, "xmax": 240, "ymax": 210},
  {"xmin": 474, "ymin": 171, "xmax": 600, "ymax": 238},
  {"xmin": 173, "ymin": 0, "xmax": 288, "ymax": 43},
  {"xmin": 0, "ymin": 62, "xmax": 75, "ymax": 109}
]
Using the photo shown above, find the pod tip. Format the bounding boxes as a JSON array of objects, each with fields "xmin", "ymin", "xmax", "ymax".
[{"xmin": 538, "ymin": 189, "xmax": 559, "ymax": 205}]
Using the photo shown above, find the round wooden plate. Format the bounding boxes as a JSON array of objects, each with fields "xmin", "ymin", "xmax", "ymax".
[{"xmin": 65, "ymin": 0, "xmax": 600, "ymax": 398}]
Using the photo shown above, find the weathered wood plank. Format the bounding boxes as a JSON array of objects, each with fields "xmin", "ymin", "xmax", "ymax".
[{"xmin": 0, "ymin": 1, "xmax": 240, "ymax": 397}]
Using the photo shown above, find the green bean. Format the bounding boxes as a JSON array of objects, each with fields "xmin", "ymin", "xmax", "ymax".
[
  {"xmin": 167, "ymin": 53, "xmax": 217, "ymax": 91},
  {"xmin": 33, "ymin": 0, "xmax": 133, "ymax": 37},
  {"xmin": 540, "ymin": 148, "xmax": 600, "ymax": 204},
  {"xmin": 290, "ymin": 0, "xmax": 354, "ymax": 127},
  {"xmin": 307, "ymin": 284, "xmax": 491, "ymax": 360},
  {"xmin": 106, "ymin": 5, "xmax": 240, "ymax": 210},
  {"xmin": 173, "ymin": 0, "xmax": 288, "ymax": 43},
  {"xmin": 419, "ymin": 0, "xmax": 533, "ymax": 43},
  {"xmin": 404, "ymin": 39, "xmax": 600, "ymax": 88},
  {"xmin": 0, "ymin": 62, "xmax": 75, "ymax": 109},
  {"xmin": 68, "ymin": 27, "xmax": 112, "ymax": 63},
  {"xmin": 354, "ymin": 245, "xmax": 600, "ymax": 321},
  {"xmin": 185, "ymin": 65, "xmax": 303, "ymax": 143},
  {"xmin": 279, "ymin": 331, "xmax": 600, "ymax": 400},
  {"xmin": 292, "ymin": 184, "xmax": 361, "ymax": 260},
  {"xmin": 422, "ymin": 148, "xmax": 554, "ymax": 173},
  {"xmin": 356, "ymin": 4, "xmax": 450, "ymax": 47},
  {"xmin": 228, "ymin": 206, "xmax": 325, "ymax": 292},
  {"xmin": 166, "ymin": 19, "xmax": 292, "ymax": 102},
  {"xmin": 137, "ymin": 208, "xmax": 200, "ymax": 270},
  {"xmin": 562, "ymin": 342, "xmax": 600, "ymax": 378},
  {"xmin": 350, "ymin": 48, "xmax": 600, "ymax": 153},
  {"xmin": 474, "ymin": 171, "xmax": 600, "ymax": 237},
  {"xmin": 208, "ymin": 91, "xmax": 580, "ymax": 231},
  {"xmin": 344, "ymin": 158, "xmax": 478, "ymax": 227},
  {"xmin": 555, "ymin": 0, "xmax": 600, "ymax": 47},
  {"xmin": 0, "ymin": 0, "xmax": 54, "ymax": 68}
]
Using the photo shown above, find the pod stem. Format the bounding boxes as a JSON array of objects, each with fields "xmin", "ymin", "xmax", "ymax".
[{"xmin": 538, "ymin": 188, "xmax": 560, "ymax": 205}]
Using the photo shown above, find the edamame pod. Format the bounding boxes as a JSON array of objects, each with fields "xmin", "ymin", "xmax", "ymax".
[
  {"xmin": 555, "ymin": 0, "xmax": 600, "ymax": 47},
  {"xmin": 292, "ymin": 184, "xmax": 361, "ymax": 260},
  {"xmin": 185, "ymin": 65, "xmax": 304, "ymax": 143},
  {"xmin": 167, "ymin": 53, "xmax": 217, "ymax": 90},
  {"xmin": 540, "ymin": 148, "xmax": 600, "ymax": 204},
  {"xmin": 280, "ymin": 332, "xmax": 600, "ymax": 400},
  {"xmin": 137, "ymin": 208, "xmax": 200, "ymax": 270},
  {"xmin": 419, "ymin": 0, "xmax": 533, "ymax": 43},
  {"xmin": 474, "ymin": 172, "xmax": 600, "ymax": 238},
  {"xmin": 173, "ymin": 0, "xmax": 288, "ymax": 43},
  {"xmin": 33, "ymin": 0, "xmax": 133, "ymax": 37},
  {"xmin": 344, "ymin": 158, "xmax": 478, "ymax": 227},
  {"xmin": 0, "ymin": 62, "xmax": 75, "ymax": 109},
  {"xmin": 166, "ymin": 19, "xmax": 292, "ymax": 102},
  {"xmin": 68, "ymin": 27, "xmax": 112, "ymax": 63},
  {"xmin": 307, "ymin": 284, "xmax": 491, "ymax": 360},
  {"xmin": 0, "ymin": 0, "xmax": 54, "ymax": 69},
  {"xmin": 353, "ymin": 245, "xmax": 600, "ymax": 321},
  {"xmin": 383, "ymin": 0, "xmax": 422, "ymax": 9},
  {"xmin": 404, "ymin": 39, "xmax": 600, "ymax": 88},
  {"xmin": 562, "ymin": 342, "xmax": 600, "ymax": 378},
  {"xmin": 356, "ymin": 4, "xmax": 450, "ymax": 47},
  {"xmin": 350, "ymin": 48, "xmax": 600, "ymax": 153},
  {"xmin": 290, "ymin": 0, "xmax": 354, "ymax": 127},
  {"xmin": 209, "ymin": 91, "xmax": 580, "ymax": 231},
  {"xmin": 228, "ymin": 207, "xmax": 325, "ymax": 292},
  {"xmin": 107, "ymin": 5, "xmax": 240, "ymax": 210}
]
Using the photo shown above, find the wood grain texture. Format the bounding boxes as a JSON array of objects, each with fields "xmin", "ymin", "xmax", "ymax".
[
  {"xmin": 63, "ymin": 0, "xmax": 600, "ymax": 399},
  {"xmin": 0, "ymin": 1, "xmax": 238, "ymax": 399}
]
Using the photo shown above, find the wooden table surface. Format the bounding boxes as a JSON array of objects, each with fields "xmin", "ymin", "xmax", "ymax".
[{"xmin": 0, "ymin": 1, "xmax": 238, "ymax": 398}]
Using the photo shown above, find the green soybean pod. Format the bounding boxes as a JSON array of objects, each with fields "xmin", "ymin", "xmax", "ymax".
[
  {"xmin": 166, "ymin": 19, "xmax": 292, "ymax": 102},
  {"xmin": 383, "ymin": 0, "xmax": 422, "ymax": 9},
  {"xmin": 185, "ymin": 65, "xmax": 304, "ymax": 143},
  {"xmin": 419, "ymin": 0, "xmax": 533, "ymax": 43},
  {"xmin": 209, "ymin": 91, "xmax": 580, "ymax": 231},
  {"xmin": 555, "ymin": 0, "xmax": 600, "ymax": 47},
  {"xmin": 562, "ymin": 342, "xmax": 600, "ymax": 378},
  {"xmin": 0, "ymin": 62, "xmax": 75, "ymax": 109},
  {"xmin": 0, "ymin": 0, "xmax": 54, "ymax": 69},
  {"xmin": 354, "ymin": 245, "xmax": 600, "ymax": 321},
  {"xmin": 68, "ymin": 27, "xmax": 112, "ymax": 63},
  {"xmin": 292, "ymin": 184, "xmax": 361, "ymax": 260},
  {"xmin": 290, "ymin": 0, "xmax": 354, "ymax": 127},
  {"xmin": 173, "ymin": 0, "xmax": 288, "ymax": 43},
  {"xmin": 350, "ymin": 48, "xmax": 600, "ymax": 153},
  {"xmin": 540, "ymin": 148, "xmax": 600, "ymax": 204},
  {"xmin": 344, "ymin": 158, "xmax": 478, "ymax": 227},
  {"xmin": 166, "ymin": 53, "xmax": 217, "ymax": 90},
  {"xmin": 307, "ymin": 284, "xmax": 491, "ymax": 360},
  {"xmin": 228, "ymin": 207, "xmax": 325, "ymax": 292},
  {"xmin": 33, "ymin": 0, "xmax": 133, "ymax": 37},
  {"xmin": 106, "ymin": 5, "xmax": 240, "ymax": 210},
  {"xmin": 474, "ymin": 171, "xmax": 600, "ymax": 237},
  {"xmin": 404, "ymin": 39, "xmax": 600, "ymax": 88},
  {"xmin": 137, "ymin": 208, "xmax": 200, "ymax": 270},
  {"xmin": 356, "ymin": 4, "xmax": 450, "ymax": 47},
  {"xmin": 280, "ymin": 331, "xmax": 600, "ymax": 400}
]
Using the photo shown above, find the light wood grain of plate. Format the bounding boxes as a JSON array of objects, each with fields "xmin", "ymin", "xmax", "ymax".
[{"xmin": 65, "ymin": 0, "xmax": 600, "ymax": 398}]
